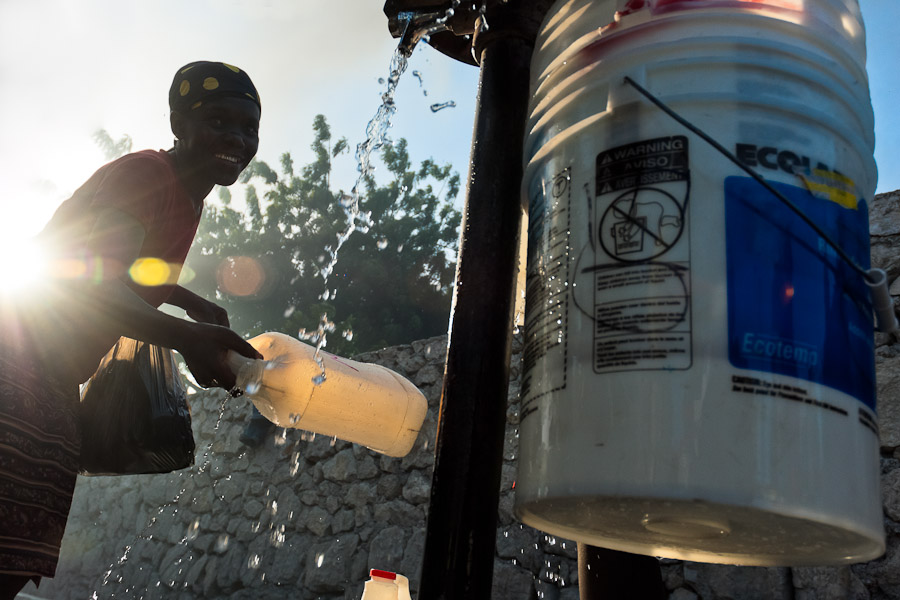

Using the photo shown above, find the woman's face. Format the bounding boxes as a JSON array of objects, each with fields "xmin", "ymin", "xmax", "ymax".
[{"xmin": 174, "ymin": 96, "xmax": 260, "ymax": 187}]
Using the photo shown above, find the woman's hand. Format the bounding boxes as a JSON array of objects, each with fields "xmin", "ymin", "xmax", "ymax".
[
  {"xmin": 168, "ymin": 285, "xmax": 230, "ymax": 327},
  {"xmin": 184, "ymin": 296, "xmax": 230, "ymax": 327},
  {"xmin": 177, "ymin": 321, "xmax": 263, "ymax": 390}
]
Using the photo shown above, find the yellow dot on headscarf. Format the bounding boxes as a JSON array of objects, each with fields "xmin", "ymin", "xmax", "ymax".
[
  {"xmin": 179, "ymin": 80, "xmax": 190, "ymax": 96},
  {"xmin": 223, "ymin": 63, "xmax": 240, "ymax": 73},
  {"xmin": 203, "ymin": 77, "xmax": 219, "ymax": 90}
]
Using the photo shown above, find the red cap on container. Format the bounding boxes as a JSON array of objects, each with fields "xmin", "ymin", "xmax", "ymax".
[{"xmin": 370, "ymin": 569, "xmax": 397, "ymax": 581}]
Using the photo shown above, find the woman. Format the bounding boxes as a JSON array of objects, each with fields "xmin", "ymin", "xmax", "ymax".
[{"xmin": 0, "ymin": 61, "xmax": 265, "ymax": 598}]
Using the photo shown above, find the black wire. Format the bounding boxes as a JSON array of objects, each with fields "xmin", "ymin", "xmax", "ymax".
[{"xmin": 623, "ymin": 76, "xmax": 872, "ymax": 282}]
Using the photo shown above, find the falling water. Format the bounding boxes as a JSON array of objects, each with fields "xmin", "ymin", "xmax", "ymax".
[
  {"xmin": 300, "ymin": 43, "xmax": 411, "ymax": 383},
  {"xmin": 92, "ymin": 394, "xmax": 233, "ymax": 598},
  {"xmin": 412, "ymin": 69, "xmax": 427, "ymax": 95}
]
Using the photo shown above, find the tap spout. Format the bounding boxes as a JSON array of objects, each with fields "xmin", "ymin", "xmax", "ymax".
[{"xmin": 397, "ymin": 10, "xmax": 450, "ymax": 56}]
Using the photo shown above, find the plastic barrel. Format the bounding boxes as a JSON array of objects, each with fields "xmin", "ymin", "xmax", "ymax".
[{"xmin": 516, "ymin": 0, "xmax": 883, "ymax": 566}]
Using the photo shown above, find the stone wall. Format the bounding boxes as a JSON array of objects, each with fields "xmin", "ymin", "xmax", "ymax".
[{"xmin": 20, "ymin": 191, "xmax": 900, "ymax": 600}]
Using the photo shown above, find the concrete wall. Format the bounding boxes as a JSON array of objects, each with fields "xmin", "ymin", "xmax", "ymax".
[{"xmin": 20, "ymin": 191, "xmax": 900, "ymax": 600}]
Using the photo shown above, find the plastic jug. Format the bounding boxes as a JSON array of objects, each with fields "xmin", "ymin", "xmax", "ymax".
[
  {"xmin": 226, "ymin": 332, "xmax": 427, "ymax": 457},
  {"xmin": 361, "ymin": 570, "xmax": 412, "ymax": 600}
]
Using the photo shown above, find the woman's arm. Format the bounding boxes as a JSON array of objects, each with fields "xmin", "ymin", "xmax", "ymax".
[{"xmin": 80, "ymin": 208, "xmax": 260, "ymax": 388}]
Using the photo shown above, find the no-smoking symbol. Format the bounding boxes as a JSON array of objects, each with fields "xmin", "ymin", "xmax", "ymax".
[{"xmin": 599, "ymin": 187, "xmax": 685, "ymax": 262}]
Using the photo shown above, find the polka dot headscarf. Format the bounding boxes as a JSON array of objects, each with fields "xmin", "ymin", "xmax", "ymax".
[{"xmin": 168, "ymin": 61, "xmax": 261, "ymax": 114}]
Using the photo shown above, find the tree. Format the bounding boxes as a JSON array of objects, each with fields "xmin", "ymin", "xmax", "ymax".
[
  {"xmin": 183, "ymin": 115, "xmax": 461, "ymax": 355},
  {"xmin": 93, "ymin": 130, "xmax": 133, "ymax": 161}
]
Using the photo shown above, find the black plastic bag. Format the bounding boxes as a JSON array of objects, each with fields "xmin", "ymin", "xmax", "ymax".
[{"xmin": 79, "ymin": 337, "xmax": 195, "ymax": 476}]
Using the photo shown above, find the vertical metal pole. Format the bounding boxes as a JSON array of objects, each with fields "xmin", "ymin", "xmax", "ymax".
[
  {"xmin": 418, "ymin": 35, "xmax": 532, "ymax": 600},
  {"xmin": 577, "ymin": 544, "xmax": 667, "ymax": 600}
]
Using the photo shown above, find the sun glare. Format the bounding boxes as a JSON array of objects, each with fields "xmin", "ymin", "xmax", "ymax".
[{"xmin": 0, "ymin": 238, "xmax": 46, "ymax": 295}]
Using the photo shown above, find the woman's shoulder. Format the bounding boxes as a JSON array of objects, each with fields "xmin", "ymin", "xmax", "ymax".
[{"xmin": 102, "ymin": 150, "xmax": 175, "ymax": 178}]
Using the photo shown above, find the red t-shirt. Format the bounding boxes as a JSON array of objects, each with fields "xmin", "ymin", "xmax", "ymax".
[
  {"xmin": 40, "ymin": 149, "xmax": 201, "ymax": 307},
  {"xmin": 34, "ymin": 150, "xmax": 202, "ymax": 382}
]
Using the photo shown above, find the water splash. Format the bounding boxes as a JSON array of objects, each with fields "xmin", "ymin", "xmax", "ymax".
[
  {"xmin": 92, "ymin": 395, "xmax": 234, "ymax": 597},
  {"xmin": 430, "ymin": 100, "xmax": 457, "ymax": 113}
]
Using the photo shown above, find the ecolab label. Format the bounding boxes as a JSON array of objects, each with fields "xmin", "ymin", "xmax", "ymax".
[{"xmin": 724, "ymin": 176, "xmax": 875, "ymax": 410}]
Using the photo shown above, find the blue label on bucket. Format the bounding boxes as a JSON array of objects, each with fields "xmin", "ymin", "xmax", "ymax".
[{"xmin": 725, "ymin": 176, "xmax": 876, "ymax": 410}]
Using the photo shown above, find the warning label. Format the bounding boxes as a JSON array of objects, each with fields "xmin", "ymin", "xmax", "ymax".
[
  {"xmin": 596, "ymin": 136, "xmax": 689, "ymax": 194},
  {"xmin": 731, "ymin": 374, "xmax": 878, "ymax": 436},
  {"xmin": 592, "ymin": 136, "xmax": 692, "ymax": 373}
]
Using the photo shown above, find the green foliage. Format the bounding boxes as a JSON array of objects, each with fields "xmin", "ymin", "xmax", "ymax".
[
  {"xmin": 93, "ymin": 129, "xmax": 133, "ymax": 160},
  {"xmin": 184, "ymin": 115, "xmax": 461, "ymax": 355}
]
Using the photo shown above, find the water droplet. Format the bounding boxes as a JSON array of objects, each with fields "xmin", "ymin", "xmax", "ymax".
[
  {"xmin": 186, "ymin": 520, "xmax": 200, "ymax": 542},
  {"xmin": 316, "ymin": 553, "xmax": 325, "ymax": 568},
  {"xmin": 377, "ymin": 238, "xmax": 388, "ymax": 249},
  {"xmin": 248, "ymin": 554, "xmax": 261, "ymax": 569},
  {"xmin": 430, "ymin": 100, "xmax": 457, "ymax": 113},
  {"xmin": 215, "ymin": 534, "xmax": 230, "ymax": 553}
]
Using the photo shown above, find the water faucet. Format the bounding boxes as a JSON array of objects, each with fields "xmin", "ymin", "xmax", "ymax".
[
  {"xmin": 396, "ymin": 10, "xmax": 451, "ymax": 57},
  {"xmin": 384, "ymin": 0, "xmax": 481, "ymax": 65}
]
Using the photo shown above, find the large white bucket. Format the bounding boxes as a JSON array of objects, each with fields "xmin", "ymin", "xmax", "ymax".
[{"xmin": 515, "ymin": 0, "xmax": 883, "ymax": 566}]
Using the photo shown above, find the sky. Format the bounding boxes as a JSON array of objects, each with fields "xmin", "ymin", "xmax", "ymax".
[{"xmin": 0, "ymin": 0, "xmax": 897, "ymax": 248}]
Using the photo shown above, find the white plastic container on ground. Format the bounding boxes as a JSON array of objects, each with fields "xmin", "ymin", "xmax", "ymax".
[
  {"xmin": 361, "ymin": 569, "xmax": 412, "ymax": 600},
  {"xmin": 515, "ymin": 0, "xmax": 883, "ymax": 566}
]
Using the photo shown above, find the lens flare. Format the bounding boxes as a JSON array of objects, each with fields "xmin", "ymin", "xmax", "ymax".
[
  {"xmin": 217, "ymin": 256, "xmax": 267, "ymax": 297},
  {"xmin": 129, "ymin": 258, "xmax": 175, "ymax": 286}
]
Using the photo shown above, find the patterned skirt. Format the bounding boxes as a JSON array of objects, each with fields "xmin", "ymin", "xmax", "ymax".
[{"xmin": 0, "ymin": 335, "xmax": 80, "ymax": 578}]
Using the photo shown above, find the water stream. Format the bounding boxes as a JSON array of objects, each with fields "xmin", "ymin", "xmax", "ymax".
[{"xmin": 298, "ymin": 44, "xmax": 411, "ymax": 382}]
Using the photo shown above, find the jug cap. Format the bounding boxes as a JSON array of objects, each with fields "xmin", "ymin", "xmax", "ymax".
[{"xmin": 370, "ymin": 569, "xmax": 397, "ymax": 580}]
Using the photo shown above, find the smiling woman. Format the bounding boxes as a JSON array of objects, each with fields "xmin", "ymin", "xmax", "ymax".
[{"xmin": 0, "ymin": 60, "xmax": 265, "ymax": 599}]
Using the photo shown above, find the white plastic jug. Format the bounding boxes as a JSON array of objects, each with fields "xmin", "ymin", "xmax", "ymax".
[
  {"xmin": 361, "ymin": 570, "xmax": 412, "ymax": 600},
  {"xmin": 516, "ymin": 0, "xmax": 883, "ymax": 565},
  {"xmin": 227, "ymin": 332, "xmax": 427, "ymax": 457}
]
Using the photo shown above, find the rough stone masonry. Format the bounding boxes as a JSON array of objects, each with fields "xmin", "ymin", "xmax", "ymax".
[{"xmin": 22, "ymin": 190, "xmax": 900, "ymax": 600}]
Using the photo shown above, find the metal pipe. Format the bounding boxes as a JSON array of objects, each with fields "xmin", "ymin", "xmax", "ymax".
[
  {"xmin": 418, "ymin": 34, "xmax": 532, "ymax": 600},
  {"xmin": 577, "ymin": 544, "xmax": 668, "ymax": 600}
]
